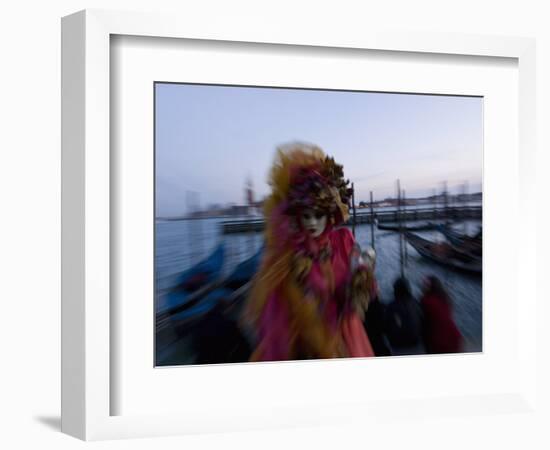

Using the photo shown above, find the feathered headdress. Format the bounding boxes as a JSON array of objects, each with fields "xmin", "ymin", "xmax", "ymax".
[{"xmin": 267, "ymin": 142, "xmax": 351, "ymax": 226}]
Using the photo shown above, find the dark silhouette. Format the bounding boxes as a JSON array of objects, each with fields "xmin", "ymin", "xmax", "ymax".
[
  {"xmin": 385, "ymin": 278, "xmax": 424, "ymax": 354},
  {"xmin": 363, "ymin": 295, "xmax": 391, "ymax": 356},
  {"xmin": 193, "ymin": 309, "xmax": 252, "ymax": 364}
]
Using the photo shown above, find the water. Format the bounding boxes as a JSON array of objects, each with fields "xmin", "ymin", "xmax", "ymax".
[
  {"xmin": 156, "ymin": 217, "xmax": 482, "ymax": 353},
  {"xmin": 155, "ymin": 217, "xmax": 263, "ymax": 290}
]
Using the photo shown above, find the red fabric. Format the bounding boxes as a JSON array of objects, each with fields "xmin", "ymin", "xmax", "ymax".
[
  {"xmin": 421, "ymin": 293, "xmax": 463, "ymax": 353},
  {"xmin": 331, "ymin": 229, "xmax": 375, "ymax": 358},
  {"xmin": 254, "ymin": 227, "xmax": 374, "ymax": 360},
  {"xmin": 341, "ymin": 313, "xmax": 375, "ymax": 357}
]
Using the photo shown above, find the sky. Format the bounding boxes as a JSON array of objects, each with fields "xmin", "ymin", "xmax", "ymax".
[{"xmin": 155, "ymin": 83, "xmax": 482, "ymax": 217}]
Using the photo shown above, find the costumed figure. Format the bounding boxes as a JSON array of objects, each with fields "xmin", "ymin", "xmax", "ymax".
[{"xmin": 245, "ymin": 142, "xmax": 376, "ymax": 361}]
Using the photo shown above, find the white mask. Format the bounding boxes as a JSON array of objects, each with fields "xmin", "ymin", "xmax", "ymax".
[{"xmin": 300, "ymin": 209, "xmax": 327, "ymax": 238}]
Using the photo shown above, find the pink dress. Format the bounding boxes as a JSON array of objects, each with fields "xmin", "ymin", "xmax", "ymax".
[{"xmin": 253, "ymin": 227, "xmax": 374, "ymax": 361}]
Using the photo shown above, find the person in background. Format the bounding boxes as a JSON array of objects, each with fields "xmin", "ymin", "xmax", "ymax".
[
  {"xmin": 244, "ymin": 142, "xmax": 376, "ymax": 361},
  {"xmin": 362, "ymin": 248, "xmax": 392, "ymax": 356},
  {"xmin": 385, "ymin": 277, "xmax": 424, "ymax": 355},
  {"xmin": 420, "ymin": 275, "xmax": 463, "ymax": 354}
]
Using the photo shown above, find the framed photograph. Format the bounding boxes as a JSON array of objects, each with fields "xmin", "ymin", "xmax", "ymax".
[{"xmin": 61, "ymin": 9, "xmax": 537, "ymax": 440}]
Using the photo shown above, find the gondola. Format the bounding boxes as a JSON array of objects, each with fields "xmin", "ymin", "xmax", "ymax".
[
  {"xmin": 405, "ymin": 232, "xmax": 482, "ymax": 274},
  {"xmin": 165, "ymin": 246, "xmax": 263, "ymax": 329},
  {"xmin": 156, "ymin": 242, "xmax": 226, "ymax": 316},
  {"xmin": 155, "ymin": 243, "xmax": 263, "ymax": 366},
  {"xmin": 436, "ymin": 224, "xmax": 482, "ymax": 257}
]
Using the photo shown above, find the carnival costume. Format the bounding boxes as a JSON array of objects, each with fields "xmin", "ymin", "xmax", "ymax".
[{"xmin": 245, "ymin": 143, "xmax": 375, "ymax": 361}]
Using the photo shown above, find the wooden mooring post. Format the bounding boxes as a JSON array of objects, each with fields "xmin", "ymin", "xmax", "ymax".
[
  {"xmin": 351, "ymin": 182, "xmax": 357, "ymax": 237},
  {"xmin": 402, "ymin": 188, "xmax": 408, "ymax": 266},
  {"xmin": 369, "ymin": 190, "xmax": 375, "ymax": 250},
  {"xmin": 397, "ymin": 179, "xmax": 405, "ymax": 278}
]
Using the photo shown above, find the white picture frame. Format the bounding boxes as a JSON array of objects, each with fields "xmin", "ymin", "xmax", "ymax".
[{"xmin": 61, "ymin": 9, "xmax": 537, "ymax": 441}]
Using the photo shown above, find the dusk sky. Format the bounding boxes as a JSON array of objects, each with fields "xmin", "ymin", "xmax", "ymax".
[{"xmin": 155, "ymin": 83, "xmax": 482, "ymax": 217}]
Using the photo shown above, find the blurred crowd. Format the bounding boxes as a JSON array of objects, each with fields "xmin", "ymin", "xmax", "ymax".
[{"xmin": 364, "ymin": 274, "xmax": 462, "ymax": 357}]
